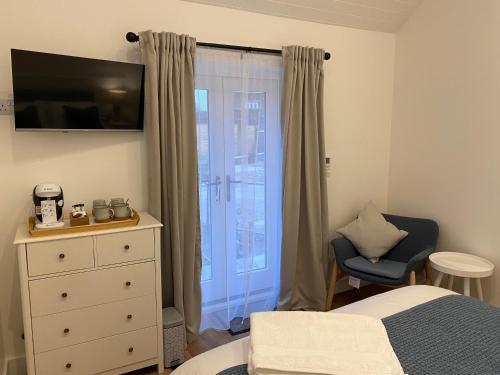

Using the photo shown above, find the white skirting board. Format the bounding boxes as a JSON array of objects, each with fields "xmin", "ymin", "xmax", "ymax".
[{"xmin": 2, "ymin": 356, "xmax": 26, "ymax": 375}]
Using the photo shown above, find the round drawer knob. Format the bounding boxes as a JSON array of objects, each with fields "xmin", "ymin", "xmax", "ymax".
[
  {"xmin": 124, "ymin": 245, "xmax": 130, "ymax": 250},
  {"xmin": 125, "ymin": 281, "xmax": 131, "ymax": 287},
  {"xmin": 59, "ymin": 253, "xmax": 65, "ymax": 259},
  {"xmin": 61, "ymin": 292, "xmax": 68, "ymax": 298},
  {"xmin": 128, "ymin": 347, "xmax": 134, "ymax": 353},
  {"xmin": 64, "ymin": 328, "xmax": 70, "ymax": 334},
  {"xmin": 65, "ymin": 363, "xmax": 72, "ymax": 369},
  {"xmin": 127, "ymin": 314, "xmax": 133, "ymax": 320}
]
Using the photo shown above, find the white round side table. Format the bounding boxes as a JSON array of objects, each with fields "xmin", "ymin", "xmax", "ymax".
[{"xmin": 429, "ymin": 252, "xmax": 494, "ymax": 301}]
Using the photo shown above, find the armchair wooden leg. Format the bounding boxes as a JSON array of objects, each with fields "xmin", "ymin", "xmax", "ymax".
[
  {"xmin": 409, "ymin": 271, "xmax": 416, "ymax": 286},
  {"xmin": 425, "ymin": 260, "xmax": 432, "ymax": 286},
  {"xmin": 325, "ymin": 260, "xmax": 339, "ymax": 311}
]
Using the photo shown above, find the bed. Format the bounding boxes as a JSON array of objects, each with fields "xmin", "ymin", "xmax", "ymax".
[{"xmin": 172, "ymin": 286, "xmax": 461, "ymax": 375}]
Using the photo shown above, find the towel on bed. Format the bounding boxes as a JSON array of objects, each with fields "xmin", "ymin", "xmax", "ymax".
[{"xmin": 248, "ymin": 311, "xmax": 404, "ymax": 375}]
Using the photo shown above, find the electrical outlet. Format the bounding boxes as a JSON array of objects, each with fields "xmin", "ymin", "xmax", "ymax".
[{"xmin": 0, "ymin": 99, "xmax": 14, "ymax": 115}]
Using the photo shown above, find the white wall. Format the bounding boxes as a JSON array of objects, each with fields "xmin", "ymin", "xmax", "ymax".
[
  {"xmin": 388, "ymin": 0, "xmax": 500, "ymax": 304},
  {"xmin": 0, "ymin": 0, "xmax": 395, "ymax": 361}
]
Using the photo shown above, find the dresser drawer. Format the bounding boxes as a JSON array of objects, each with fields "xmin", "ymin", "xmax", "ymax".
[
  {"xmin": 35, "ymin": 326, "xmax": 157, "ymax": 375},
  {"xmin": 29, "ymin": 261, "xmax": 155, "ymax": 317},
  {"xmin": 96, "ymin": 229, "xmax": 154, "ymax": 266},
  {"xmin": 32, "ymin": 294, "xmax": 157, "ymax": 353},
  {"xmin": 27, "ymin": 237, "xmax": 94, "ymax": 277}
]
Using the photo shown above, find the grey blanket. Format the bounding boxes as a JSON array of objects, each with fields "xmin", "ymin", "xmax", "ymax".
[
  {"xmin": 382, "ymin": 294, "xmax": 500, "ymax": 374},
  {"xmin": 217, "ymin": 295, "xmax": 500, "ymax": 375}
]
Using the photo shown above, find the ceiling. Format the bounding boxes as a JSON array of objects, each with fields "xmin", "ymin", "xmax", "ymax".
[{"xmin": 182, "ymin": 0, "xmax": 422, "ymax": 33}]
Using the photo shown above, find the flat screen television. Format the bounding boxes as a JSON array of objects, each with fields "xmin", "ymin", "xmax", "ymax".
[{"xmin": 11, "ymin": 49, "xmax": 145, "ymax": 131}]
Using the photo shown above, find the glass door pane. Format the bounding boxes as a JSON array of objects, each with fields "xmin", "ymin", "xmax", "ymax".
[
  {"xmin": 195, "ymin": 88, "xmax": 213, "ymax": 282},
  {"xmin": 232, "ymin": 91, "xmax": 267, "ymax": 274}
]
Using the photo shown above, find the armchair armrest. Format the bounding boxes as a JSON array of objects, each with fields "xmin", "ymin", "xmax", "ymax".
[
  {"xmin": 404, "ymin": 247, "xmax": 434, "ymax": 278},
  {"xmin": 330, "ymin": 237, "xmax": 358, "ymax": 267}
]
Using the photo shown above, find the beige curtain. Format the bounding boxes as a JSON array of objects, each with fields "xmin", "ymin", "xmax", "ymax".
[
  {"xmin": 140, "ymin": 31, "xmax": 201, "ymax": 342},
  {"xmin": 279, "ymin": 46, "xmax": 329, "ymax": 311}
]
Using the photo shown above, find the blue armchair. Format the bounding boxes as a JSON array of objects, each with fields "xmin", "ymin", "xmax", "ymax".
[{"xmin": 325, "ymin": 214, "xmax": 439, "ymax": 310}]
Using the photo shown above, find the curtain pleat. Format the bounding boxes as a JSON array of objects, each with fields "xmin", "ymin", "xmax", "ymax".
[
  {"xmin": 279, "ymin": 46, "xmax": 329, "ymax": 311},
  {"xmin": 140, "ymin": 30, "xmax": 201, "ymax": 342}
]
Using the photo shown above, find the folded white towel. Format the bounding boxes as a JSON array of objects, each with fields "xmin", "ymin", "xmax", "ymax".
[{"xmin": 248, "ymin": 311, "xmax": 404, "ymax": 375}]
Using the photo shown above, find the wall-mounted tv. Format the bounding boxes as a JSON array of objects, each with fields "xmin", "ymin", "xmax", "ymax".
[{"xmin": 11, "ymin": 49, "xmax": 145, "ymax": 132}]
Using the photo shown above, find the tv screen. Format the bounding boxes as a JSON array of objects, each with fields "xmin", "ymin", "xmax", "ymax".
[{"xmin": 11, "ymin": 49, "xmax": 145, "ymax": 131}]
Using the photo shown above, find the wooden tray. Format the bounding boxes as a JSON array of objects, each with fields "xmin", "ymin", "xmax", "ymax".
[{"xmin": 28, "ymin": 209, "xmax": 140, "ymax": 237}]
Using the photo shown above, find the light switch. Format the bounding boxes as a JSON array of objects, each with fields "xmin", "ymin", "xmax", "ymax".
[
  {"xmin": 0, "ymin": 99, "xmax": 14, "ymax": 115},
  {"xmin": 325, "ymin": 154, "xmax": 332, "ymax": 177}
]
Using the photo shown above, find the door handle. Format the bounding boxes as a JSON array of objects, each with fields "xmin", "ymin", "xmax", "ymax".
[
  {"xmin": 206, "ymin": 176, "xmax": 221, "ymax": 202},
  {"xmin": 226, "ymin": 175, "xmax": 242, "ymax": 202}
]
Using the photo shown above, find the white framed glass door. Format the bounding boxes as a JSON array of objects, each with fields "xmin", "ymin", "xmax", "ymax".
[
  {"xmin": 223, "ymin": 78, "xmax": 280, "ymax": 299},
  {"xmin": 195, "ymin": 49, "xmax": 282, "ymax": 331},
  {"xmin": 195, "ymin": 77, "xmax": 226, "ymax": 305}
]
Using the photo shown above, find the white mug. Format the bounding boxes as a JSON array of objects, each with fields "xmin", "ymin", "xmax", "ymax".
[
  {"xmin": 93, "ymin": 207, "xmax": 114, "ymax": 221},
  {"xmin": 113, "ymin": 204, "xmax": 131, "ymax": 219}
]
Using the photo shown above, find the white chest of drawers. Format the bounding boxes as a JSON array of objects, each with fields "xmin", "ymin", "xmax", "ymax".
[{"xmin": 14, "ymin": 213, "xmax": 164, "ymax": 375}]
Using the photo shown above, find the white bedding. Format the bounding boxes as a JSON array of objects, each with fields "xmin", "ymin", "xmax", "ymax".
[{"xmin": 172, "ymin": 286, "xmax": 456, "ymax": 375}]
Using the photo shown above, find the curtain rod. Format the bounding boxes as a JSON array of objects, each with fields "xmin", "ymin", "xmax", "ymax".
[{"xmin": 125, "ymin": 32, "xmax": 331, "ymax": 61}]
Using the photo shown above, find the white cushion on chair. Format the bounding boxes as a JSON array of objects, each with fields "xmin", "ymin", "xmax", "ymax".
[{"xmin": 337, "ymin": 201, "xmax": 408, "ymax": 263}]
